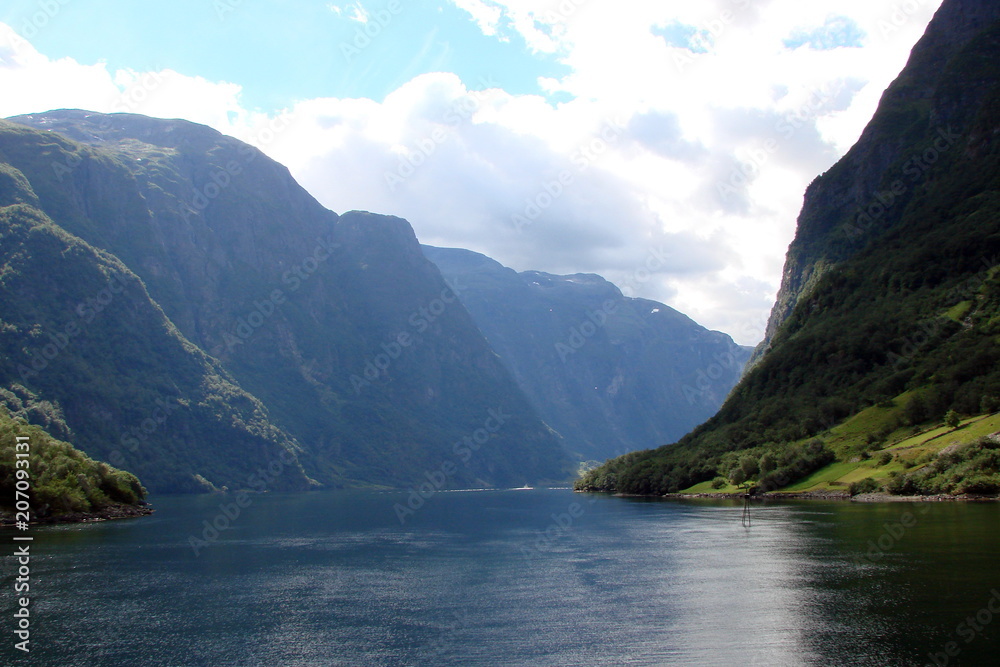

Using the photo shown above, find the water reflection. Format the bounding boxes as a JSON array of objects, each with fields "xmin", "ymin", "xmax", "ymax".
[{"xmin": 16, "ymin": 490, "xmax": 1000, "ymax": 666}]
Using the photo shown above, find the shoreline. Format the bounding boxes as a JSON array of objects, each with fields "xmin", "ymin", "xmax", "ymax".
[
  {"xmin": 602, "ymin": 491, "xmax": 1000, "ymax": 503},
  {"xmin": 0, "ymin": 503, "xmax": 154, "ymax": 527}
]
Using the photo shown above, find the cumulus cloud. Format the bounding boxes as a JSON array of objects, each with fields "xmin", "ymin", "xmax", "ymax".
[
  {"xmin": 0, "ymin": 24, "xmax": 253, "ymax": 134},
  {"xmin": 0, "ymin": 0, "xmax": 945, "ymax": 344}
]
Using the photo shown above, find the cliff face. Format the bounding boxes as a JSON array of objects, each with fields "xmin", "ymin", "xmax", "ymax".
[
  {"xmin": 753, "ymin": 0, "xmax": 1000, "ymax": 364},
  {"xmin": 0, "ymin": 183, "xmax": 313, "ymax": 493},
  {"xmin": 424, "ymin": 246, "xmax": 751, "ymax": 462},
  {"xmin": 0, "ymin": 111, "xmax": 572, "ymax": 492},
  {"xmin": 577, "ymin": 0, "xmax": 1000, "ymax": 495}
]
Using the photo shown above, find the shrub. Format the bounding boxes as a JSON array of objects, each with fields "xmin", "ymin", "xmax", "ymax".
[
  {"xmin": 954, "ymin": 474, "xmax": 1000, "ymax": 495},
  {"xmin": 849, "ymin": 477, "xmax": 882, "ymax": 496}
]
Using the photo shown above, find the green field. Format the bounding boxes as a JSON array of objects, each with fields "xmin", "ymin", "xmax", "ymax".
[{"xmin": 678, "ymin": 405, "xmax": 1000, "ymax": 495}]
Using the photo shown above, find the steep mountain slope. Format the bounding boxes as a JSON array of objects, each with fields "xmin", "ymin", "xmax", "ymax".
[
  {"xmin": 0, "ymin": 161, "xmax": 313, "ymax": 493},
  {"xmin": 578, "ymin": 0, "xmax": 1000, "ymax": 495},
  {"xmin": 0, "ymin": 112, "xmax": 573, "ymax": 492},
  {"xmin": 752, "ymin": 0, "xmax": 1000, "ymax": 363},
  {"xmin": 424, "ymin": 246, "xmax": 751, "ymax": 462}
]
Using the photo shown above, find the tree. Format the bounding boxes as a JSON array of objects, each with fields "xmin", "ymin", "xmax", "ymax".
[
  {"xmin": 945, "ymin": 409, "xmax": 960, "ymax": 429},
  {"xmin": 905, "ymin": 394, "xmax": 929, "ymax": 425},
  {"xmin": 739, "ymin": 455, "xmax": 759, "ymax": 479}
]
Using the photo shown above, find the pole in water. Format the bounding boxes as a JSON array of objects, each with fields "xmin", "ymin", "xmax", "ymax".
[{"xmin": 741, "ymin": 492, "xmax": 752, "ymax": 527}]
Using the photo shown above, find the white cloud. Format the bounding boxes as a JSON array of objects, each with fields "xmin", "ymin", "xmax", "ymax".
[
  {"xmin": 327, "ymin": 1, "xmax": 371, "ymax": 23},
  {"xmin": 450, "ymin": 0, "xmax": 505, "ymax": 37},
  {"xmin": 0, "ymin": 24, "xmax": 252, "ymax": 134},
  {"xmin": 0, "ymin": 0, "xmax": 945, "ymax": 345}
]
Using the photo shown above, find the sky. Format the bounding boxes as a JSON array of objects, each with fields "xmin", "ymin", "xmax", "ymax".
[{"xmin": 0, "ymin": 0, "xmax": 944, "ymax": 345}]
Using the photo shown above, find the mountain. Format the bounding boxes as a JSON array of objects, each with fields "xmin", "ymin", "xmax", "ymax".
[
  {"xmin": 423, "ymin": 246, "xmax": 751, "ymax": 462},
  {"xmin": 578, "ymin": 0, "xmax": 1000, "ymax": 496},
  {"xmin": 0, "ymin": 185, "xmax": 313, "ymax": 493},
  {"xmin": 0, "ymin": 111, "xmax": 573, "ymax": 493},
  {"xmin": 0, "ymin": 404, "xmax": 149, "ymax": 519},
  {"xmin": 751, "ymin": 0, "xmax": 1000, "ymax": 364}
]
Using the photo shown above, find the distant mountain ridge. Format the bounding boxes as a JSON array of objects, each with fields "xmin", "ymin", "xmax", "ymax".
[
  {"xmin": 424, "ymin": 246, "xmax": 751, "ymax": 462},
  {"xmin": 0, "ymin": 109, "xmax": 757, "ymax": 498},
  {"xmin": 0, "ymin": 110, "xmax": 572, "ymax": 492}
]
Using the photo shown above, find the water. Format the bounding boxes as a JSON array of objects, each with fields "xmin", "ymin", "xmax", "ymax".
[{"xmin": 5, "ymin": 488, "xmax": 999, "ymax": 666}]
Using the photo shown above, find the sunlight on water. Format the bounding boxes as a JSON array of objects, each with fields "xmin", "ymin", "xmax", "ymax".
[{"xmin": 12, "ymin": 490, "xmax": 1000, "ymax": 666}]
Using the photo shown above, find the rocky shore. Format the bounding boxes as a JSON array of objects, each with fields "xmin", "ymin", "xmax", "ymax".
[
  {"xmin": 0, "ymin": 503, "xmax": 154, "ymax": 526},
  {"xmin": 635, "ymin": 491, "xmax": 1000, "ymax": 502}
]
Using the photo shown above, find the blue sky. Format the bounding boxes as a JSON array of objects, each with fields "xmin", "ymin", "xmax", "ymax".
[
  {"xmin": 0, "ymin": 0, "xmax": 944, "ymax": 343},
  {"xmin": 0, "ymin": 0, "xmax": 567, "ymax": 110}
]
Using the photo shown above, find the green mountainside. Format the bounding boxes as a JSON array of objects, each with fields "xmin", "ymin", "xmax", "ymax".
[
  {"xmin": 0, "ymin": 403, "xmax": 148, "ymax": 519},
  {"xmin": 577, "ymin": 0, "xmax": 1000, "ymax": 497},
  {"xmin": 0, "ymin": 155, "xmax": 314, "ymax": 494},
  {"xmin": 0, "ymin": 112, "xmax": 573, "ymax": 495}
]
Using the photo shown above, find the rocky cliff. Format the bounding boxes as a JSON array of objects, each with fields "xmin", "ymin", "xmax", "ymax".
[
  {"xmin": 753, "ymin": 0, "xmax": 1000, "ymax": 364},
  {"xmin": 578, "ymin": 0, "xmax": 1000, "ymax": 495},
  {"xmin": 0, "ymin": 111, "xmax": 573, "ymax": 492}
]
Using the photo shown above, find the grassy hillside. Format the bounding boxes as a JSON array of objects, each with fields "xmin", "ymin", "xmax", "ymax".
[{"xmin": 679, "ymin": 401, "xmax": 1000, "ymax": 496}]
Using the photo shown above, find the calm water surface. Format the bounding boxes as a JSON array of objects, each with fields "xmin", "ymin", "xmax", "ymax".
[{"xmin": 4, "ymin": 488, "xmax": 999, "ymax": 666}]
